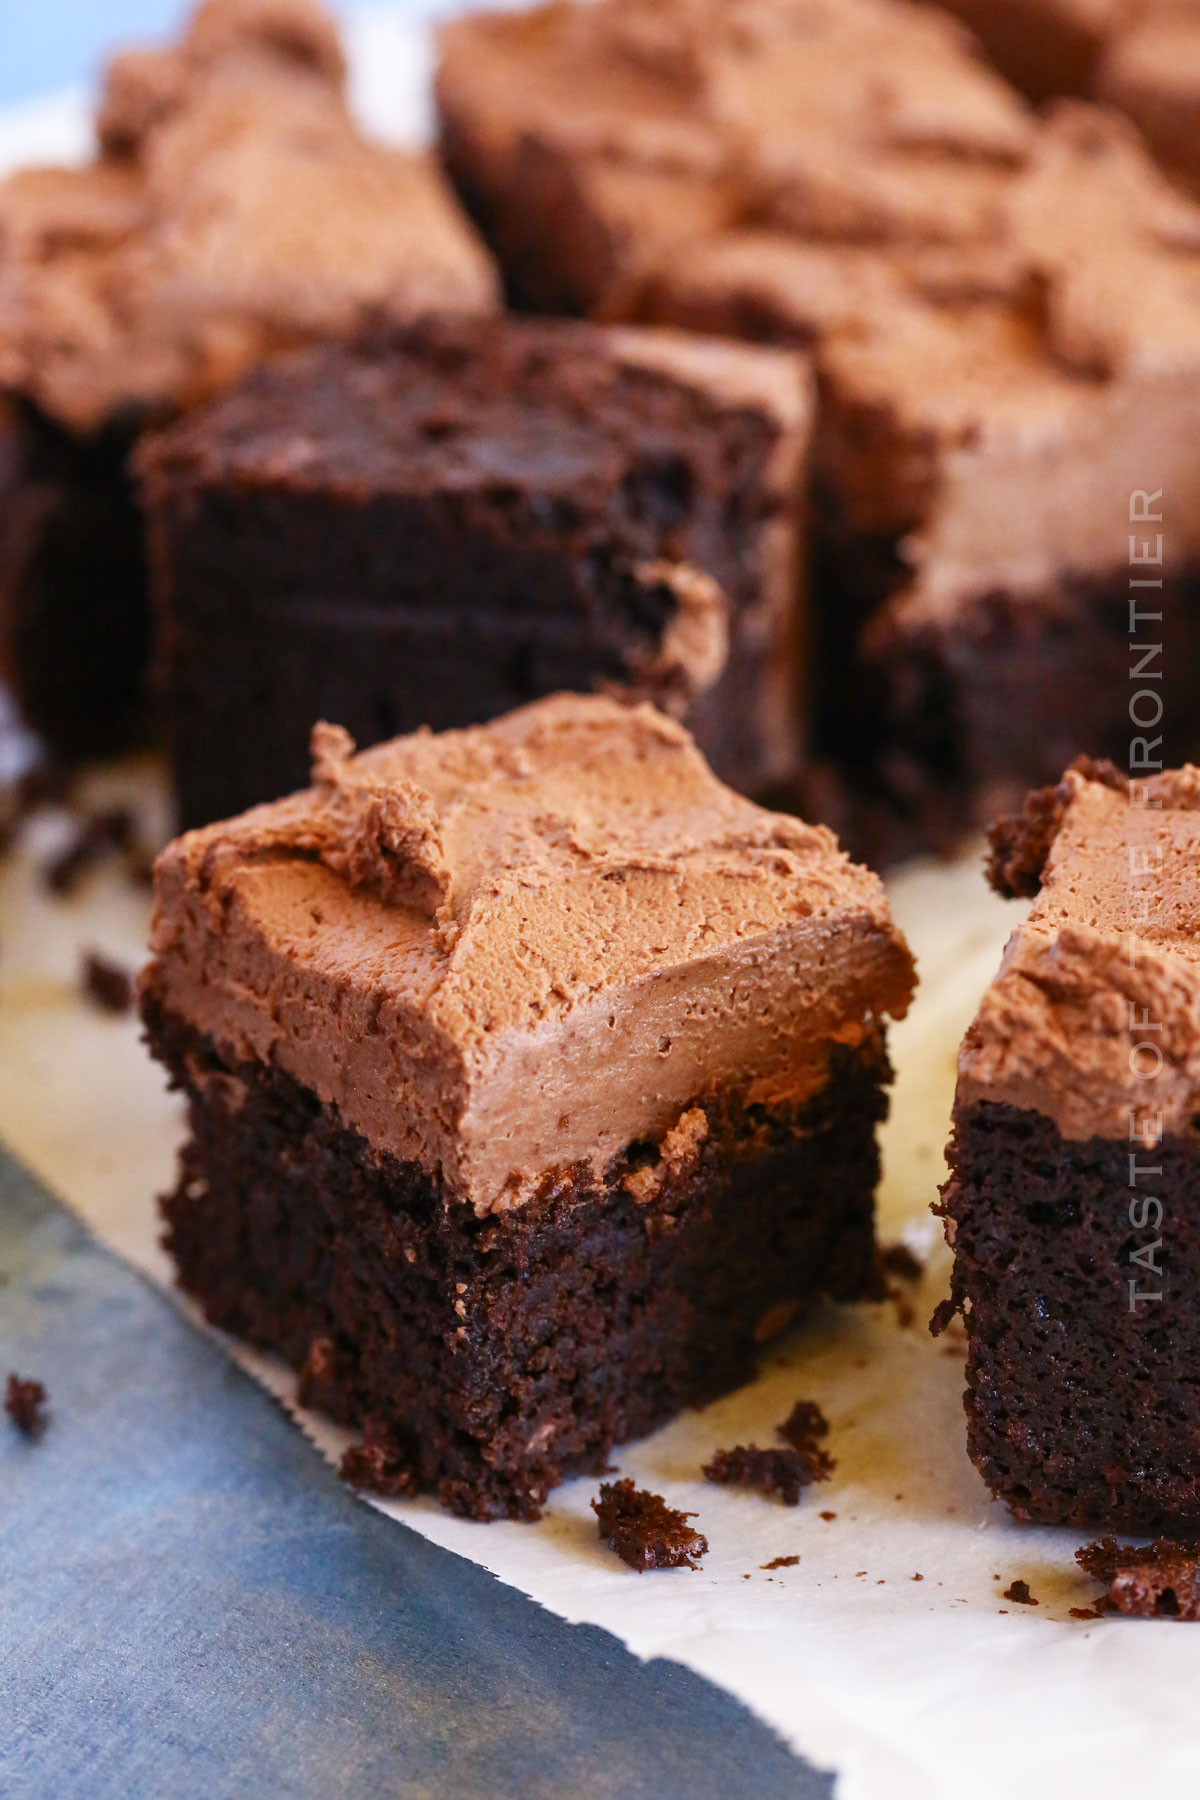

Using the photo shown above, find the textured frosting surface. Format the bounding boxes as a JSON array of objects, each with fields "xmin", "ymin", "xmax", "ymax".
[
  {"xmin": 959, "ymin": 765, "xmax": 1200, "ymax": 1143},
  {"xmin": 144, "ymin": 694, "xmax": 916, "ymax": 1213},
  {"xmin": 439, "ymin": 0, "xmax": 1032, "ymax": 259},
  {"xmin": 438, "ymin": 0, "xmax": 1200, "ymax": 599},
  {"xmin": 0, "ymin": 0, "xmax": 498, "ymax": 434}
]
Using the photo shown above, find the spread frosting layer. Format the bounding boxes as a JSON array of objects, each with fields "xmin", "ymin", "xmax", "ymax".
[
  {"xmin": 959, "ymin": 764, "xmax": 1200, "ymax": 1143},
  {"xmin": 144, "ymin": 693, "xmax": 916, "ymax": 1212},
  {"xmin": 438, "ymin": 0, "xmax": 1200, "ymax": 602},
  {"xmin": 0, "ymin": 0, "xmax": 498, "ymax": 434}
]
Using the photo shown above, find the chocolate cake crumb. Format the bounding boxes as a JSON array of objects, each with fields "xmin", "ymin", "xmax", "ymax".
[
  {"xmin": 81, "ymin": 951, "xmax": 134, "ymax": 1015},
  {"xmin": 1077, "ymin": 1537, "xmax": 1200, "ymax": 1620},
  {"xmin": 778, "ymin": 1400, "xmax": 830, "ymax": 1448},
  {"xmin": 339, "ymin": 1433, "xmax": 419, "ymax": 1499},
  {"xmin": 985, "ymin": 786, "xmax": 1069, "ymax": 899},
  {"xmin": 1070, "ymin": 1603, "xmax": 1113, "ymax": 1621},
  {"xmin": 703, "ymin": 1443, "xmax": 832, "ymax": 1506},
  {"xmin": 912, "ymin": 1573, "xmax": 924, "ymax": 1581},
  {"xmin": 761, "ymin": 1554, "xmax": 800, "ymax": 1569},
  {"xmin": 592, "ymin": 1478, "xmax": 708, "ymax": 1571},
  {"xmin": 887, "ymin": 1284, "xmax": 916, "ymax": 1328},
  {"xmin": 881, "ymin": 1241, "xmax": 924, "ymax": 1283},
  {"xmin": 0, "ymin": 760, "xmax": 69, "ymax": 855},
  {"xmin": 297, "ymin": 1335, "xmax": 342, "ymax": 1415},
  {"xmin": 43, "ymin": 807, "xmax": 134, "ymax": 897},
  {"xmin": 5, "ymin": 1373, "xmax": 47, "ymax": 1437},
  {"xmin": 1001, "ymin": 1579, "xmax": 1038, "ymax": 1605},
  {"xmin": 125, "ymin": 844, "xmax": 157, "ymax": 891},
  {"xmin": 820, "ymin": 1510, "xmax": 837, "ymax": 1521}
]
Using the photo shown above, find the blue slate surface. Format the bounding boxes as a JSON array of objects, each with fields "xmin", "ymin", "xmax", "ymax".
[{"xmin": 0, "ymin": 1147, "xmax": 833, "ymax": 1799}]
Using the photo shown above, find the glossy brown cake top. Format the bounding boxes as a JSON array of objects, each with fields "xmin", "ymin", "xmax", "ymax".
[
  {"xmin": 135, "ymin": 313, "xmax": 811, "ymax": 498},
  {"xmin": 960, "ymin": 760, "xmax": 1200, "ymax": 1143},
  {"xmin": 0, "ymin": 0, "xmax": 498, "ymax": 435},
  {"xmin": 144, "ymin": 694, "xmax": 915, "ymax": 1213},
  {"xmin": 134, "ymin": 313, "xmax": 812, "ymax": 765}
]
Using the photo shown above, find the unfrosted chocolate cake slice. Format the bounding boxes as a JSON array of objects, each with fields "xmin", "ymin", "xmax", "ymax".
[
  {"xmin": 0, "ymin": 0, "xmax": 497, "ymax": 758},
  {"xmin": 136, "ymin": 314, "xmax": 812, "ymax": 829},
  {"xmin": 140, "ymin": 694, "xmax": 916, "ymax": 1519},
  {"xmin": 437, "ymin": 0, "xmax": 1200, "ymax": 853},
  {"xmin": 938, "ymin": 758, "xmax": 1200, "ymax": 1531}
]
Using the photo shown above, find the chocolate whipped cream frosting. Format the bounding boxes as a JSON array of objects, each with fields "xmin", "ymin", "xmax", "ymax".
[
  {"xmin": 440, "ymin": 0, "xmax": 1200, "ymax": 348},
  {"xmin": 959, "ymin": 763, "xmax": 1200, "ymax": 1144},
  {"xmin": 438, "ymin": 0, "xmax": 1033, "ymax": 295},
  {"xmin": 0, "ymin": 0, "xmax": 497, "ymax": 435},
  {"xmin": 144, "ymin": 694, "xmax": 916, "ymax": 1214},
  {"xmin": 439, "ymin": 0, "xmax": 1200, "ymax": 597}
]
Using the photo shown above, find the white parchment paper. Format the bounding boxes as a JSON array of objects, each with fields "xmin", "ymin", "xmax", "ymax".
[
  {"xmin": 3, "ymin": 22, "xmax": 1200, "ymax": 1788},
  {"xmin": 2, "ymin": 760, "xmax": 1196, "ymax": 1799}
]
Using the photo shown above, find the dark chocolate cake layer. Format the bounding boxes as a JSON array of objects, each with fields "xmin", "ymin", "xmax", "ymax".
[
  {"xmin": 940, "ymin": 1099, "xmax": 1200, "ymax": 1532},
  {"xmin": 138, "ymin": 316, "xmax": 809, "ymax": 829},
  {"xmin": 853, "ymin": 568, "xmax": 1200, "ymax": 840},
  {"xmin": 150, "ymin": 1000, "xmax": 888, "ymax": 1521},
  {"xmin": 0, "ymin": 404, "xmax": 147, "ymax": 758}
]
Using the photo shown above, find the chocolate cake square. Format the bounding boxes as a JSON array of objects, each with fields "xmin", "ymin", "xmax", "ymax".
[
  {"xmin": 140, "ymin": 694, "xmax": 915, "ymax": 1519},
  {"xmin": 136, "ymin": 314, "xmax": 812, "ymax": 829},
  {"xmin": 437, "ymin": 0, "xmax": 1200, "ymax": 854},
  {"xmin": 938, "ymin": 758, "xmax": 1200, "ymax": 1531},
  {"xmin": 437, "ymin": 0, "xmax": 1030, "ymax": 319},
  {"xmin": 0, "ymin": 0, "xmax": 497, "ymax": 759}
]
